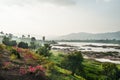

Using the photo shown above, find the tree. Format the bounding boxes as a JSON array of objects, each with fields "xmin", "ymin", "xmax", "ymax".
[
  {"xmin": 31, "ymin": 37, "xmax": 36, "ymax": 42},
  {"xmin": 102, "ymin": 62, "xmax": 119, "ymax": 80},
  {"xmin": 0, "ymin": 31, "xmax": 4, "ymax": 34},
  {"xmin": 18, "ymin": 42, "xmax": 28, "ymax": 49},
  {"xmin": 22, "ymin": 35, "xmax": 25, "ymax": 38},
  {"xmin": 37, "ymin": 44, "xmax": 52, "ymax": 57},
  {"xmin": 30, "ymin": 37, "xmax": 36, "ymax": 49},
  {"xmin": 10, "ymin": 40, "xmax": 17, "ymax": 46},
  {"xmin": 61, "ymin": 51, "xmax": 84, "ymax": 75},
  {"xmin": 2, "ymin": 36, "xmax": 17, "ymax": 46},
  {"xmin": 29, "ymin": 42, "xmax": 36, "ymax": 49},
  {"xmin": 8, "ymin": 33, "xmax": 13, "ymax": 39},
  {"xmin": 28, "ymin": 35, "xmax": 30, "ymax": 38},
  {"xmin": 2, "ymin": 36, "xmax": 10, "ymax": 46}
]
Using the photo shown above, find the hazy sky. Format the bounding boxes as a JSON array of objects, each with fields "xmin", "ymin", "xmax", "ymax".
[{"xmin": 0, "ymin": 0, "xmax": 120, "ymax": 36}]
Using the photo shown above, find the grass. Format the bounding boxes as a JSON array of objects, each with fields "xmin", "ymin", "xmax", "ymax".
[
  {"xmin": 48, "ymin": 50, "xmax": 86, "ymax": 80},
  {"xmin": 50, "ymin": 50, "xmax": 120, "ymax": 80},
  {"xmin": 49, "ymin": 65, "xmax": 86, "ymax": 80}
]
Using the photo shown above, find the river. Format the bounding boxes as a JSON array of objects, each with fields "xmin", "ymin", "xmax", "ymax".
[
  {"xmin": 57, "ymin": 42, "xmax": 120, "ymax": 52},
  {"xmin": 52, "ymin": 42, "xmax": 120, "ymax": 64}
]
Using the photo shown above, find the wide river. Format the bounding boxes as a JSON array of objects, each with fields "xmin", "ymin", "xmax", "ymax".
[
  {"xmin": 57, "ymin": 42, "xmax": 120, "ymax": 52},
  {"xmin": 52, "ymin": 42, "xmax": 120, "ymax": 64}
]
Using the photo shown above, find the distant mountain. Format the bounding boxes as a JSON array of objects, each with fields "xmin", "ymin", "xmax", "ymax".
[{"xmin": 56, "ymin": 31, "xmax": 120, "ymax": 40}]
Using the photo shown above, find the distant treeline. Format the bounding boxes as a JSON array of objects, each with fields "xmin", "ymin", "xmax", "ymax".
[{"xmin": 56, "ymin": 40, "xmax": 120, "ymax": 44}]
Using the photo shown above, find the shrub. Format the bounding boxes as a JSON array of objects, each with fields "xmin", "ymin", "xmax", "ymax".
[
  {"xmin": 10, "ymin": 49, "xmax": 21, "ymax": 59},
  {"xmin": 2, "ymin": 36, "xmax": 17, "ymax": 46},
  {"xmin": 37, "ymin": 44, "xmax": 52, "ymax": 57},
  {"xmin": 18, "ymin": 42, "xmax": 28, "ymax": 49},
  {"xmin": 19, "ymin": 65, "xmax": 45, "ymax": 77}
]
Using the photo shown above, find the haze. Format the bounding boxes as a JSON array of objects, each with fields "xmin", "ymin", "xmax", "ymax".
[{"xmin": 0, "ymin": 0, "xmax": 120, "ymax": 36}]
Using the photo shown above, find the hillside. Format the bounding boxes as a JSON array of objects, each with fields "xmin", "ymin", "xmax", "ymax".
[
  {"xmin": 0, "ymin": 44, "xmax": 86, "ymax": 80},
  {"xmin": 57, "ymin": 31, "xmax": 120, "ymax": 40}
]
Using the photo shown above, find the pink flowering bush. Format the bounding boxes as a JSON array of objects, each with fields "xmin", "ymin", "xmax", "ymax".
[
  {"xmin": 28, "ymin": 66, "xmax": 36, "ymax": 73},
  {"xmin": 19, "ymin": 65, "xmax": 45, "ymax": 75},
  {"xmin": 29, "ymin": 65, "xmax": 45, "ymax": 73}
]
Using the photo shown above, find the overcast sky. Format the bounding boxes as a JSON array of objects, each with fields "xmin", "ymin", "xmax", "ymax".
[{"xmin": 0, "ymin": 0, "xmax": 120, "ymax": 36}]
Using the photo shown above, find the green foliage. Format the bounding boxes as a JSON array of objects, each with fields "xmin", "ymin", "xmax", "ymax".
[
  {"xmin": 29, "ymin": 37, "xmax": 36, "ymax": 49},
  {"xmin": 48, "ymin": 66, "xmax": 86, "ymax": 80},
  {"xmin": 2, "ymin": 36, "xmax": 10, "ymax": 46},
  {"xmin": 37, "ymin": 44, "xmax": 52, "ymax": 57},
  {"xmin": 29, "ymin": 42, "xmax": 36, "ymax": 49},
  {"xmin": 31, "ymin": 37, "xmax": 36, "ymax": 42},
  {"xmin": 10, "ymin": 49, "xmax": 21, "ymax": 59},
  {"xmin": 2, "ymin": 36, "xmax": 17, "ymax": 46},
  {"xmin": 10, "ymin": 40, "xmax": 17, "ymax": 46},
  {"xmin": 61, "ymin": 51, "xmax": 84, "ymax": 75},
  {"xmin": 18, "ymin": 42, "xmax": 28, "ymax": 49},
  {"xmin": 102, "ymin": 62, "xmax": 120, "ymax": 80}
]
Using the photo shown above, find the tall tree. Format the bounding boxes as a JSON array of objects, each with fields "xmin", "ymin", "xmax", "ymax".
[
  {"xmin": 30, "ymin": 37, "xmax": 36, "ymax": 49},
  {"xmin": 31, "ymin": 37, "xmax": 36, "ymax": 42},
  {"xmin": 61, "ymin": 51, "xmax": 84, "ymax": 75},
  {"xmin": 22, "ymin": 35, "xmax": 25, "ymax": 38}
]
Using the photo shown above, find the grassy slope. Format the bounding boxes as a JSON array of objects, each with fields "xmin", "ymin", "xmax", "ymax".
[
  {"xmin": 49, "ymin": 50, "xmax": 86, "ymax": 80},
  {"xmin": 50, "ymin": 50, "xmax": 120, "ymax": 80}
]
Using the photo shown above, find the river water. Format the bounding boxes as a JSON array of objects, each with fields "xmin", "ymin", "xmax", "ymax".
[
  {"xmin": 57, "ymin": 42, "xmax": 120, "ymax": 52},
  {"xmin": 52, "ymin": 42, "xmax": 120, "ymax": 64}
]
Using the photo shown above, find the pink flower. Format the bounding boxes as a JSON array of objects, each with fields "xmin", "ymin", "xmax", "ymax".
[{"xmin": 28, "ymin": 66, "xmax": 36, "ymax": 73}]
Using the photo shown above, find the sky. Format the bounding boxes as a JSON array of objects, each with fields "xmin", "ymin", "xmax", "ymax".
[{"xmin": 0, "ymin": 0, "xmax": 120, "ymax": 37}]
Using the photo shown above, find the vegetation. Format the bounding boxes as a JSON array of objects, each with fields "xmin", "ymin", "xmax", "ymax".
[
  {"xmin": 61, "ymin": 51, "xmax": 84, "ymax": 75},
  {"xmin": 36, "ymin": 44, "xmax": 52, "ymax": 57},
  {"xmin": 18, "ymin": 42, "xmax": 28, "ymax": 49},
  {"xmin": 2, "ymin": 36, "xmax": 17, "ymax": 46},
  {"xmin": 10, "ymin": 49, "xmax": 21, "ymax": 59},
  {"xmin": 102, "ymin": 62, "xmax": 120, "ymax": 80},
  {"xmin": 0, "ymin": 41, "xmax": 120, "ymax": 80},
  {"xmin": 49, "ymin": 50, "xmax": 120, "ymax": 80},
  {"xmin": 29, "ymin": 37, "xmax": 37, "ymax": 49}
]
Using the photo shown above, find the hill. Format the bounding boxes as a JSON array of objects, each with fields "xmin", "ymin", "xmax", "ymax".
[{"xmin": 57, "ymin": 31, "xmax": 120, "ymax": 40}]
